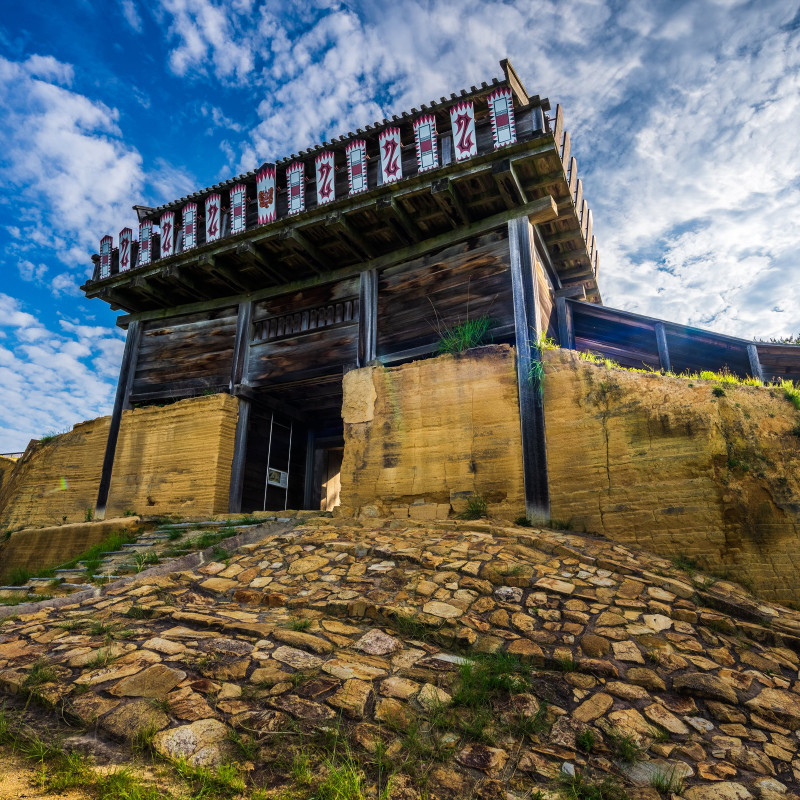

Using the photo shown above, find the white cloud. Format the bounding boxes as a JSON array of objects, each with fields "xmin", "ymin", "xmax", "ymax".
[
  {"xmin": 120, "ymin": 0, "xmax": 144, "ymax": 32},
  {"xmin": 18, "ymin": 260, "xmax": 48, "ymax": 282}
]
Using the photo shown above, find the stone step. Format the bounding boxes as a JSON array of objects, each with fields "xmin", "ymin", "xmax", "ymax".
[
  {"xmin": 54, "ymin": 568, "xmax": 86, "ymax": 575},
  {"xmin": 29, "ymin": 576, "xmax": 60, "ymax": 584}
]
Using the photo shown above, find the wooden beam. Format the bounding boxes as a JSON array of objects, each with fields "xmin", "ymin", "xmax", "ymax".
[
  {"xmin": 431, "ymin": 178, "xmax": 469, "ymax": 227},
  {"xmin": 556, "ymin": 296, "xmax": 574, "ymax": 350},
  {"xmin": 358, "ymin": 269, "xmax": 378, "ymax": 366},
  {"xmin": 286, "ymin": 229, "xmax": 325, "ymax": 275},
  {"xmin": 747, "ymin": 343, "xmax": 764, "ymax": 382},
  {"xmin": 228, "ymin": 397, "xmax": 250, "ymax": 513},
  {"xmin": 508, "ymin": 216, "xmax": 550, "ymax": 522},
  {"xmin": 230, "ymin": 301, "xmax": 253, "ymax": 392},
  {"xmin": 117, "ymin": 195, "xmax": 559, "ymax": 329},
  {"xmin": 236, "ymin": 241, "xmax": 283, "ymax": 283},
  {"xmin": 163, "ymin": 266, "xmax": 208, "ymax": 300},
  {"xmin": 560, "ymin": 130, "xmax": 571, "ymax": 173},
  {"xmin": 327, "ymin": 212, "xmax": 374, "ymax": 259},
  {"xmin": 492, "ymin": 159, "xmax": 528, "ymax": 209},
  {"xmin": 95, "ymin": 321, "xmax": 141, "ymax": 520},
  {"xmin": 555, "ymin": 285, "xmax": 586, "ymax": 299},
  {"xmin": 198, "ymin": 254, "xmax": 250, "ymax": 293},
  {"xmin": 382, "ymin": 196, "xmax": 421, "ymax": 243},
  {"xmin": 567, "ymin": 157, "xmax": 578, "ymax": 198},
  {"xmin": 654, "ymin": 321, "xmax": 671, "ymax": 372},
  {"xmin": 500, "ymin": 59, "xmax": 530, "ymax": 106},
  {"xmin": 552, "ymin": 105, "xmax": 563, "ymax": 156}
]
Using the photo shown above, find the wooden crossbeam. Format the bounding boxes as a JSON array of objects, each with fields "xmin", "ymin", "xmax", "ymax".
[
  {"xmin": 327, "ymin": 212, "xmax": 374, "ymax": 259},
  {"xmin": 285, "ymin": 229, "xmax": 326, "ymax": 275},
  {"xmin": 492, "ymin": 159, "xmax": 528, "ymax": 209},
  {"xmin": 560, "ymin": 130, "xmax": 571, "ymax": 173},
  {"xmin": 431, "ymin": 178, "xmax": 469, "ymax": 227},
  {"xmin": 198, "ymin": 254, "xmax": 249, "ymax": 293},
  {"xmin": 236, "ymin": 241, "xmax": 283, "ymax": 283},
  {"xmin": 376, "ymin": 196, "xmax": 421, "ymax": 244}
]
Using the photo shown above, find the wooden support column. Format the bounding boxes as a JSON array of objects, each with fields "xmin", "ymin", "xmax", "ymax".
[
  {"xmin": 228, "ymin": 301, "xmax": 253, "ymax": 513},
  {"xmin": 747, "ymin": 344, "xmax": 764, "ymax": 382},
  {"xmin": 95, "ymin": 320, "xmax": 141, "ymax": 520},
  {"xmin": 358, "ymin": 269, "xmax": 377, "ymax": 366},
  {"xmin": 509, "ymin": 216, "xmax": 550, "ymax": 523},
  {"xmin": 556, "ymin": 296, "xmax": 574, "ymax": 350},
  {"xmin": 654, "ymin": 322, "xmax": 671, "ymax": 372}
]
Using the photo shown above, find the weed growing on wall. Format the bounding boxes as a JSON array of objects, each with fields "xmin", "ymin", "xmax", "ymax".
[
  {"xmin": 458, "ymin": 495, "xmax": 488, "ymax": 519},
  {"xmin": 437, "ymin": 314, "xmax": 493, "ymax": 354}
]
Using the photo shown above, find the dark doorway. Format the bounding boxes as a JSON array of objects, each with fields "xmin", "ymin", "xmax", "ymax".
[{"xmin": 240, "ymin": 373, "xmax": 344, "ymax": 512}]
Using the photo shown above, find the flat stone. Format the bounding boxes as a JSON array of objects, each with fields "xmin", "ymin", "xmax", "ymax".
[
  {"xmin": 417, "ymin": 683, "xmax": 451, "ymax": 711},
  {"xmin": 102, "ymin": 699, "xmax": 169, "ymax": 742},
  {"xmin": 141, "ymin": 637, "xmax": 186, "ymax": 656},
  {"xmin": 684, "ymin": 783, "xmax": 753, "ymax": 800},
  {"xmin": 643, "ymin": 703, "xmax": 690, "ymax": 735},
  {"xmin": 199, "ymin": 577, "xmax": 238, "ymax": 593},
  {"xmin": 627, "ymin": 667, "xmax": 666, "ymax": 692},
  {"xmin": 200, "ymin": 637, "xmax": 254, "ymax": 656},
  {"xmin": 580, "ymin": 634, "xmax": 610, "ymax": 658},
  {"xmin": 673, "ymin": 673, "xmax": 738, "ymax": 705},
  {"xmin": 607, "ymin": 708, "xmax": 653, "ymax": 743},
  {"xmin": 109, "ymin": 664, "xmax": 186, "ymax": 699},
  {"xmin": 494, "ymin": 586, "xmax": 523, "ymax": 604},
  {"xmin": 250, "ymin": 662, "xmax": 292, "ymax": 686},
  {"xmin": 642, "ymin": 614, "xmax": 673, "ymax": 632},
  {"xmin": 167, "ymin": 687, "xmax": 216, "ymax": 721},
  {"xmin": 745, "ymin": 688, "xmax": 800, "ymax": 730},
  {"xmin": 573, "ymin": 692, "xmax": 613, "ymax": 723},
  {"xmin": 596, "ymin": 612, "xmax": 627, "ymax": 627},
  {"xmin": 612, "ymin": 641, "xmax": 644, "ymax": 663},
  {"xmin": 380, "ymin": 677, "xmax": 420, "ymax": 700},
  {"xmin": 374, "ymin": 697, "xmax": 415, "ymax": 730},
  {"xmin": 271, "ymin": 646, "xmax": 324, "ymax": 671},
  {"xmin": 68, "ymin": 694, "xmax": 120, "ymax": 726},
  {"xmin": 153, "ymin": 718, "xmax": 233, "ymax": 767},
  {"xmin": 355, "ymin": 629, "xmax": 402, "ymax": 655},
  {"xmin": 272, "ymin": 629, "xmax": 334, "ymax": 654},
  {"xmin": 323, "ymin": 657, "xmax": 388, "ymax": 681},
  {"xmin": 270, "ymin": 694, "xmax": 336, "ymax": 722},
  {"xmin": 625, "ymin": 759, "xmax": 694, "ymax": 784},
  {"xmin": 456, "ymin": 743, "xmax": 508, "ymax": 776},
  {"xmin": 535, "ymin": 577, "xmax": 574, "ymax": 595},
  {"xmin": 506, "ymin": 639, "xmax": 544, "ymax": 663},
  {"xmin": 727, "ymin": 746, "xmax": 775, "ymax": 776},
  {"xmin": 328, "ymin": 679, "xmax": 373, "ymax": 719},
  {"xmin": 288, "ymin": 555, "xmax": 328, "ymax": 575},
  {"xmin": 422, "ymin": 601, "xmax": 462, "ymax": 619}
]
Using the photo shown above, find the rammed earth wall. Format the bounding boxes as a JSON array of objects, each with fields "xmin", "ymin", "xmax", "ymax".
[
  {"xmin": 544, "ymin": 348, "xmax": 800, "ymax": 605},
  {"xmin": 0, "ymin": 394, "xmax": 239, "ymax": 531},
  {"xmin": 339, "ymin": 344, "xmax": 526, "ymax": 520}
]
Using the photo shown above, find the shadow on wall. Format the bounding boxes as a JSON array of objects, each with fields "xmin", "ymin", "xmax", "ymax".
[{"xmin": 544, "ymin": 348, "xmax": 800, "ymax": 606}]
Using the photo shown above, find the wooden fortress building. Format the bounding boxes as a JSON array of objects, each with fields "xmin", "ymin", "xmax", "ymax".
[{"xmin": 83, "ymin": 60, "xmax": 799, "ymax": 522}]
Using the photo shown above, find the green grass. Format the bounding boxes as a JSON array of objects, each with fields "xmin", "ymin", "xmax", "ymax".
[
  {"xmin": 607, "ymin": 729, "xmax": 643, "ymax": 764},
  {"xmin": 782, "ymin": 379, "xmax": 800, "ymax": 411},
  {"xmin": 287, "ymin": 617, "xmax": 312, "ymax": 631},
  {"xmin": 712, "ymin": 386, "xmax": 726, "ymax": 397},
  {"xmin": 6, "ymin": 566, "xmax": 31, "ymax": 586},
  {"xmin": 437, "ymin": 314, "xmax": 493, "ymax": 355},
  {"xmin": 125, "ymin": 605, "xmax": 155, "ymax": 620},
  {"xmin": 458, "ymin": 494, "xmax": 487, "ymax": 520},
  {"xmin": 576, "ymin": 729, "xmax": 596, "ymax": 753},
  {"xmin": 514, "ymin": 515, "xmax": 532, "ymax": 527},
  {"xmin": 560, "ymin": 772, "xmax": 629, "ymax": 800},
  {"xmin": 23, "ymin": 659, "xmax": 57, "ymax": 688},
  {"xmin": 451, "ymin": 652, "xmax": 530, "ymax": 708},
  {"xmin": 649, "ymin": 766, "xmax": 685, "ymax": 795},
  {"xmin": 174, "ymin": 758, "xmax": 245, "ymax": 797}
]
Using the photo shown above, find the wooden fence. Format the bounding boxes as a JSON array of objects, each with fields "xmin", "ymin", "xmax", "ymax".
[{"xmin": 557, "ymin": 298, "xmax": 800, "ymax": 384}]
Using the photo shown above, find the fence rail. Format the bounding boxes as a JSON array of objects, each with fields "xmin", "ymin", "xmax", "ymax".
[{"xmin": 559, "ymin": 299, "xmax": 800, "ymax": 384}]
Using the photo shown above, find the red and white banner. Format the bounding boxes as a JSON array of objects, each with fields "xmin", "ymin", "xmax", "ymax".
[
  {"xmin": 230, "ymin": 184, "xmax": 247, "ymax": 235},
  {"xmin": 118, "ymin": 228, "xmax": 133, "ymax": 272},
  {"xmin": 286, "ymin": 162, "xmax": 305, "ymax": 215},
  {"xmin": 378, "ymin": 127, "xmax": 402, "ymax": 184},
  {"xmin": 256, "ymin": 166, "xmax": 276, "ymax": 225},
  {"xmin": 346, "ymin": 140, "xmax": 368, "ymax": 195},
  {"xmin": 487, "ymin": 88, "xmax": 517, "ymax": 149},
  {"xmin": 138, "ymin": 221, "xmax": 153, "ymax": 266},
  {"xmin": 205, "ymin": 193, "xmax": 222, "ymax": 243},
  {"xmin": 183, "ymin": 202, "xmax": 197, "ymax": 251},
  {"xmin": 99, "ymin": 235, "xmax": 113, "ymax": 278},
  {"xmin": 315, "ymin": 151, "xmax": 335, "ymax": 206},
  {"xmin": 413, "ymin": 115, "xmax": 438, "ymax": 172},
  {"xmin": 449, "ymin": 101, "xmax": 477, "ymax": 161},
  {"xmin": 160, "ymin": 212, "xmax": 176, "ymax": 258}
]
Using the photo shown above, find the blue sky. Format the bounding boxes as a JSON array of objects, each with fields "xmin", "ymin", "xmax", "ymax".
[{"xmin": 1, "ymin": 0, "xmax": 799, "ymax": 452}]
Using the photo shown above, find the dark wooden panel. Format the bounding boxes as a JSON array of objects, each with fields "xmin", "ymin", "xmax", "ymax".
[
  {"xmin": 253, "ymin": 277, "xmax": 360, "ymax": 321},
  {"xmin": 755, "ymin": 344, "xmax": 800, "ymax": 383},
  {"xmin": 131, "ymin": 307, "xmax": 237, "ymax": 398},
  {"xmin": 572, "ymin": 306, "xmax": 661, "ymax": 370},
  {"xmin": 248, "ymin": 326, "xmax": 358, "ymax": 387},
  {"xmin": 377, "ymin": 230, "xmax": 514, "ymax": 357},
  {"xmin": 535, "ymin": 260, "xmax": 557, "ymax": 340},
  {"xmin": 665, "ymin": 331, "xmax": 751, "ymax": 377}
]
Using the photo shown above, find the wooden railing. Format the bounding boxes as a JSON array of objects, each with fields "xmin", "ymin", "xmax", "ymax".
[{"xmin": 558, "ymin": 298, "xmax": 800, "ymax": 384}]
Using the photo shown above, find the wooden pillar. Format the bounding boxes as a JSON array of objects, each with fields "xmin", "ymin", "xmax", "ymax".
[
  {"xmin": 654, "ymin": 322, "xmax": 671, "ymax": 372},
  {"xmin": 747, "ymin": 344, "xmax": 764, "ymax": 382},
  {"xmin": 508, "ymin": 216, "xmax": 550, "ymax": 523},
  {"xmin": 95, "ymin": 320, "xmax": 141, "ymax": 521},
  {"xmin": 228, "ymin": 301, "xmax": 253, "ymax": 513},
  {"xmin": 358, "ymin": 269, "xmax": 377, "ymax": 366},
  {"xmin": 556, "ymin": 296, "xmax": 574, "ymax": 350}
]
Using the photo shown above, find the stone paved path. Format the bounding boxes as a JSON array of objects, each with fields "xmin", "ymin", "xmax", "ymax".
[{"xmin": 1, "ymin": 515, "xmax": 799, "ymax": 799}]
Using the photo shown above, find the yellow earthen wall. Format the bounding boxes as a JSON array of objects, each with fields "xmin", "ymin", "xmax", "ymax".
[
  {"xmin": 340, "ymin": 344, "xmax": 525, "ymax": 520},
  {"xmin": 544, "ymin": 349, "xmax": 800, "ymax": 605},
  {"xmin": 0, "ymin": 394, "xmax": 239, "ymax": 531}
]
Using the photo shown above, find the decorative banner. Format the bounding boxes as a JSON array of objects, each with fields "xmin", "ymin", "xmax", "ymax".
[
  {"xmin": 286, "ymin": 162, "xmax": 305, "ymax": 215},
  {"xmin": 205, "ymin": 193, "xmax": 222, "ymax": 243},
  {"xmin": 256, "ymin": 165, "xmax": 276, "ymax": 224},
  {"xmin": 99, "ymin": 235, "xmax": 113, "ymax": 279},
  {"xmin": 378, "ymin": 127, "xmax": 402, "ymax": 184},
  {"xmin": 118, "ymin": 228, "xmax": 133, "ymax": 272},
  {"xmin": 346, "ymin": 140, "xmax": 368, "ymax": 195},
  {"xmin": 160, "ymin": 212, "xmax": 176, "ymax": 258},
  {"xmin": 449, "ymin": 101, "xmax": 477, "ymax": 161},
  {"xmin": 487, "ymin": 87, "xmax": 517, "ymax": 149},
  {"xmin": 183, "ymin": 202, "xmax": 197, "ymax": 251},
  {"xmin": 230, "ymin": 184, "xmax": 247, "ymax": 235},
  {"xmin": 315, "ymin": 151, "xmax": 335, "ymax": 206},
  {"xmin": 413, "ymin": 115, "xmax": 439, "ymax": 172},
  {"xmin": 138, "ymin": 221, "xmax": 153, "ymax": 266}
]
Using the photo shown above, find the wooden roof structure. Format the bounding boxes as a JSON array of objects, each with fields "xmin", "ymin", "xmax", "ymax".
[{"xmin": 82, "ymin": 61, "xmax": 602, "ymax": 315}]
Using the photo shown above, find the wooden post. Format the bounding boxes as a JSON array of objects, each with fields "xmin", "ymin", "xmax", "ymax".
[
  {"xmin": 358, "ymin": 269, "xmax": 377, "ymax": 366},
  {"xmin": 556, "ymin": 296, "xmax": 574, "ymax": 350},
  {"xmin": 508, "ymin": 216, "xmax": 550, "ymax": 523},
  {"xmin": 747, "ymin": 344, "xmax": 764, "ymax": 382},
  {"xmin": 228, "ymin": 301, "xmax": 253, "ymax": 513},
  {"xmin": 654, "ymin": 322, "xmax": 671, "ymax": 372},
  {"xmin": 95, "ymin": 320, "xmax": 141, "ymax": 520}
]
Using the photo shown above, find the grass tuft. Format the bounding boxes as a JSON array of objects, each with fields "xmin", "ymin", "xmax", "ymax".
[
  {"xmin": 458, "ymin": 495, "xmax": 488, "ymax": 520},
  {"xmin": 437, "ymin": 314, "xmax": 493, "ymax": 355}
]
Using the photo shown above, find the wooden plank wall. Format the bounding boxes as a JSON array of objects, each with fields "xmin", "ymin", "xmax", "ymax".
[
  {"xmin": 377, "ymin": 230, "xmax": 515, "ymax": 358},
  {"xmin": 754, "ymin": 344, "xmax": 800, "ymax": 384},
  {"xmin": 535, "ymin": 259, "xmax": 557, "ymax": 340},
  {"xmin": 131, "ymin": 307, "xmax": 238, "ymax": 401}
]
